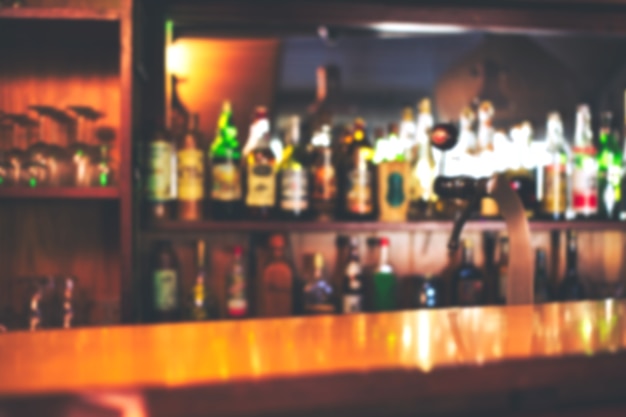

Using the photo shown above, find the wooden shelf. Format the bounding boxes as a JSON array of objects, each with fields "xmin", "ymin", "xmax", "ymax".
[
  {"xmin": 142, "ymin": 219, "xmax": 626, "ymax": 237},
  {"xmin": 0, "ymin": 7, "xmax": 120, "ymax": 21},
  {"xmin": 0, "ymin": 187, "xmax": 120, "ymax": 200}
]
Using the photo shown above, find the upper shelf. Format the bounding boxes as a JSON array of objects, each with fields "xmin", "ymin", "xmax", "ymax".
[
  {"xmin": 143, "ymin": 219, "xmax": 626, "ymax": 236},
  {"xmin": 0, "ymin": 7, "xmax": 120, "ymax": 21},
  {"xmin": 0, "ymin": 187, "xmax": 120, "ymax": 200}
]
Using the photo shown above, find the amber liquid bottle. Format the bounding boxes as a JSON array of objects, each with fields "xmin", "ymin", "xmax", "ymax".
[
  {"xmin": 343, "ymin": 118, "xmax": 376, "ymax": 220},
  {"xmin": 177, "ymin": 114, "xmax": 204, "ymax": 221},
  {"xmin": 245, "ymin": 107, "xmax": 276, "ymax": 220},
  {"xmin": 259, "ymin": 234, "xmax": 294, "ymax": 317},
  {"xmin": 278, "ymin": 116, "xmax": 310, "ymax": 220}
]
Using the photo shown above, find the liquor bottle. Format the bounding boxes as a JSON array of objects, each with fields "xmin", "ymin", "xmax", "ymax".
[
  {"xmin": 260, "ymin": 234, "xmax": 294, "ymax": 317},
  {"xmin": 342, "ymin": 237, "xmax": 364, "ymax": 313},
  {"xmin": 344, "ymin": 118, "xmax": 376, "ymax": 220},
  {"xmin": 534, "ymin": 248, "xmax": 552, "ymax": 303},
  {"xmin": 620, "ymin": 116, "xmax": 626, "ymax": 221},
  {"xmin": 310, "ymin": 123, "xmax": 337, "ymax": 221},
  {"xmin": 452, "ymin": 239, "xmax": 485, "ymax": 306},
  {"xmin": 399, "ymin": 106, "xmax": 416, "ymax": 161},
  {"xmin": 446, "ymin": 106, "xmax": 477, "ymax": 178},
  {"xmin": 307, "ymin": 65, "xmax": 340, "ymax": 139},
  {"xmin": 279, "ymin": 116, "xmax": 310, "ymax": 220},
  {"xmin": 177, "ymin": 114, "xmax": 204, "ymax": 221},
  {"xmin": 303, "ymin": 253, "xmax": 336, "ymax": 315},
  {"xmin": 507, "ymin": 122, "xmax": 537, "ymax": 218},
  {"xmin": 210, "ymin": 101, "xmax": 242, "ymax": 220},
  {"xmin": 476, "ymin": 101, "xmax": 499, "ymax": 218},
  {"xmin": 150, "ymin": 241, "xmax": 180, "ymax": 322},
  {"xmin": 572, "ymin": 104, "xmax": 598, "ymax": 219},
  {"xmin": 541, "ymin": 112, "xmax": 570, "ymax": 220},
  {"xmin": 496, "ymin": 236, "xmax": 509, "ymax": 304},
  {"xmin": 408, "ymin": 98, "xmax": 437, "ymax": 220},
  {"xmin": 188, "ymin": 240, "xmax": 215, "ymax": 321},
  {"xmin": 378, "ymin": 122, "xmax": 410, "ymax": 222},
  {"xmin": 557, "ymin": 230, "xmax": 586, "ymax": 300},
  {"xmin": 146, "ymin": 128, "xmax": 175, "ymax": 222},
  {"xmin": 226, "ymin": 245, "xmax": 248, "ymax": 318},
  {"xmin": 373, "ymin": 237, "xmax": 397, "ymax": 311},
  {"xmin": 597, "ymin": 112, "xmax": 622, "ymax": 220},
  {"xmin": 244, "ymin": 107, "xmax": 276, "ymax": 219},
  {"xmin": 363, "ymin": 236, "xmax": 380, "ymax": 311},
  {"xmin": 414, "ymin": 274, "xmax": 444, "ymax": 308},
  {"xmin": 332, "ymin": 235, "xmax": 352, "ymax": 294}
]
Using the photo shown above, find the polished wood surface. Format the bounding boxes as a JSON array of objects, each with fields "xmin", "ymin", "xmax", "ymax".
[
  {"xmin": 0, "ymin": 187, "xmax": 119, "ymax": 199},
  {"xmin": 1, "ymin": 300, "xmax": 625, "ymax": 395}
]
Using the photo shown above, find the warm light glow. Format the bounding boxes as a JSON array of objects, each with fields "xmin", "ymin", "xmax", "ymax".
[
  {"xmin": 370, "ymin": 22, "xmax": 467, "ymax": 34},
  {"xmin": 167, "ymin": 42, "xmax": 190, "ymax": 78}
]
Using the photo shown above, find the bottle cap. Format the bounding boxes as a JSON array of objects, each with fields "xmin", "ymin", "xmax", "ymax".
[
  {"xmin": 380, "ymin": 237, "xmax": 390, "ymax": 247},
  {"xmin": 387, "ymin": 122, "xmax": 399, "ymax": 136},
  {"xmin": 418, "ymin": 98, "xmax": 431, "ymax": 114},
  {"xmin": 253, "ymin": 106, "xmax": 268, "ymax": 121},
  {"xmin": 402, "ymin": 106, "xmax": 414, "ymax": 121},
  {"xmin": 269, "ymin": 234, "xmax": 285, "ymax": 249},
  {"xmin": 233, "ymin": 245, "xmax": 243, "ymax": 256}
]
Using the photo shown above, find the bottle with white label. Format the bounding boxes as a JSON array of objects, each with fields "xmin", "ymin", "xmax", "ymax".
[
  {"xmin": 146, "ymin": 128, "xmax": 175, "ymax": 222},
  {"xmin": 150, "ymin": 241, "xmax": 180, "ymax": 323},
  {"xmin": 342, "ymin": 237, "xmax": 364, "ymax": 313},
  {"xmin": 572, "ymin": 104, "xmax": 598, "ymax": 219},
  {"xmin": 278, "ymin": 116, "xmax": 310, "ymax": 220}
]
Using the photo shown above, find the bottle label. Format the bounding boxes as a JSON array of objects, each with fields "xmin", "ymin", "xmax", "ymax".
[
  {"xmin": 212, "ymin": 162, "xmax": 242, "ymax": 202},
  {"xmin": 227, "ymin": 265, "xmax": 247, "ymax": 317},
  {"xmin": 312, "ymin": 161, "xmax": 336, "ymax": 201},
  {"xmin": 542, "ymin": 164, "xmax": 567, "ymax": 214},
  {"xmin": 147, "ymin": 141, "xmax": 173, "ymax": 202},
  {"xmin": 346, "ymin": 164, "xmax": 373, "ymax": 215},
  {"xmin": 281, "ymin": 168, "xmax": 308, "ymax": 211},
  {"xmin": 154, "ymin": 269, "xmax": 178, "ymax": 312},
  {"xmin": 246, "ymin": 162, "xmax": 275, "ymax": 207},
  {"xmin": 386, "ymin": 172, "xmax": 405, "ymax": 207},
  {"xmin": 177, "ymin": 149, "xmax": 204, "ymax": 200},
  {"xmin": 342, "ymin": 294, "xmax": 362, "ymax": 313},
  {"xmin": 456, "ymin": 279, "xmax": 484, "ymax": 306},
  {"xmin": 572, "ymin": 154, "xmax": 598, "ymax": 215},
  {"xmin": 193, "ymin": 282, "xmax": 205, "ymax": 308}
]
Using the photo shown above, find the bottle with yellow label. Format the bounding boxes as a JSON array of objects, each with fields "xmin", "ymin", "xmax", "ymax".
[
  {"xmin": 343, "ymin": 118, "xmax": 376, "ymax": 221},
  {"xmin": 210, "ymin": 101, "xmax": 242, "ymax": 220},
  {"xmin": 541, "ymin": 112, "xmax": 570, "ymax": 220},
  {"xmin": 177, "ymin": 114, "xmax": 204, "ymax": 221}
]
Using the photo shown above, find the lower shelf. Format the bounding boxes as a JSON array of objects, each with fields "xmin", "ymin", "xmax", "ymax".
[{"xmin": 0, "ymin": 187, "xmax": 120, "ymax": 200}]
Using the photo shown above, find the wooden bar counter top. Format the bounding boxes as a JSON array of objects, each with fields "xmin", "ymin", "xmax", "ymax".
[{"xmin": 3, "ymin": 301, "xmax": 626, "ymax": 417}]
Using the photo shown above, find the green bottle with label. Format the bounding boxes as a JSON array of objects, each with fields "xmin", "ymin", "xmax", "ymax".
[{"xmin": 150, "ymin": 241, "xmax": 180, "ymax": 323}]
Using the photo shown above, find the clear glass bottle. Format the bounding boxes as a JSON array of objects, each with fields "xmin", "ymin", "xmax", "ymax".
[
  {"xmin": 226, "ymin": 245, "xmax": 248, "ymax": 318},
  {"xmin": 541, "ymin": 112, "xmax": 570, "ymax": 220},
  {"xmin": 452, "ymin": 239, "xmax": 485, "ymax": 306},
  {"xmin": 597, "ymin": 112, "xmax": 622, "ymax": 220},
  {"xmin": 303, "ymin": 253, "xmax": 336, "ymax": 315},
  {"xmin": 408, "ymin": 98, "xmax": 437, "ymax": 219},
  {"xmin": 177, "ymin": 114, "xmax": 204, "ymax": 221},
  {"xmin": 342, "ymin": 237, "xmax": 364, "ymax": 313},
  {"xmin": 373, "ymin": 237, "xmax": 397, "ymax": 311},
  {"xmin": 572, "ymin": 104, "xmax": 598, "ymax": 219}
]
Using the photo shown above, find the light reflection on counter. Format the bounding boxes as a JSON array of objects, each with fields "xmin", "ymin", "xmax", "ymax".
[{"xmin": 0, "ymin": 300, "xmax": 625, "ymax": 394}]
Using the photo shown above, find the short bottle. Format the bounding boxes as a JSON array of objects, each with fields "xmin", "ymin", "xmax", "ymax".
[
  {"xmin": 150, "ymin": 241, "xmax": 181, "ymax": 322},
  {"xmin": 343, "ymin": 118, "xmax": 376, "ymax": 220},
  {"xmin": 210, "ymin": 101, "xmax": 243, "ymax": 220},
  {"xmin": 260, "ymin": 234, "xmax": 294, "ymax": 317},
  {"xmin": 177, "ymin": 114, "xmax": 204, "ymax": 221},
  {"xmin": 278, "ymin": 116, "xmax": 310, "ymax": 220},
  {"xmin": 452, "ymin": 239, "xmax": 486, "ymax": 306},
  {"xmin": 244, "ymin": 107, "xmax": 276, "ymax": 220},
  {"xmin": 534, "ymin": 248, "xmax": 552, "ymax": 303},
  {"xmin": 342, "ymin": 237, "xmax": 364, "ymax": 313},
  {"xmin": 226, "ymin": 245, "xmax": 248, "ymax": 318},
  {"xmin": 557, "ymin": 230, "xmax": 586, "ymax": 301},
  {"xmin": 303, "ymin": 253, "xmax": 336, "ymax": 315},
  {"xmin": 373, "ymin": 237, "xmax": 397, "ymax": 311},
  {"xmin": 146, "ymin": 128, "xmax": 175, "ymax": 222}
]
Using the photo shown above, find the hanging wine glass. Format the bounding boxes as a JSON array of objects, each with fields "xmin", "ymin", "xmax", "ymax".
[
  {"xmin": 29, "ymin": 106, "xmax": 72, "ymax": 187},
  {"xmin": 67, "ymin": 106, "xmax": 102, "ymax": 187},
  {"xmin": 94, "ymin": 125, "xmax": 114, "ymax": 187},
  {"xmin": 4, "ymin": 114, "xmax": 46, "ymax": 187}
]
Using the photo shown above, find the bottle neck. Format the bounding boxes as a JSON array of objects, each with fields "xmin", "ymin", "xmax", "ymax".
[
  {"xmin": 574, "ymin": 117, "xmax": 592, "ymax": 148},
  {"xmin": 462, "ymin": 246, "xmax": 474, "ymax": 265},
  {"xmin": 379, "ymin": 245, "xmax": 390, "ymax": 267},
  {"xmin": 566, "ymin": 240, "xmax": 578, "ymax": 272}
]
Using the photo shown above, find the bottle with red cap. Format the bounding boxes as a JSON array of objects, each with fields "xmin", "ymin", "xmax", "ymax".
[
  {"xmin": 372, "ymin": 237, "xmax": 397, "ymax": 311},
  {"xmin": 226, "ymin": 245, "xmax": 248, "ymax": 318}
]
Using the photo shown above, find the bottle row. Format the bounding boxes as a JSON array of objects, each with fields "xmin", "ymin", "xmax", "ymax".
[
  {"xmin": 146, "ymin": 230, "xmax": 599, "ymax": 323},
  {"xmin": 0, "ymin": 105, "xmax": 114, "ymax": 188},
  {"xmin": 146, "ymin": 98, "xmax": 626, "ymax": 224}
]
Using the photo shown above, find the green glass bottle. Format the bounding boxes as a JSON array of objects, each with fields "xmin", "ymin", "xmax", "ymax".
[
  {"xmin": 210, "ymin": 101, "xmax": 242, "ymax": 220},
  {"xmin": 373, "ymin": 237, "xmax": 397, "ymax": 311},
  {"xmin": 597, "ymin": 112, "xmax": 622, "ymax": 220}
]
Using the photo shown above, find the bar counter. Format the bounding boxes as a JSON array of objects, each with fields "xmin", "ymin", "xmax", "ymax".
[{"xmin": 3, "ymin": 301, "xmax": 626, "ymax": 416}]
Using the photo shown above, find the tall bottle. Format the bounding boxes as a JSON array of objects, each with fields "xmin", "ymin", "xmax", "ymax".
[
  {"xmin": 146, "ymin": 128, "xmax": 175, "ymax": 222},
  {"xmin": 244, "ymin": 107, "xmax": 276, "ymax": 219},
  {"xmin": 597, "ymin": 112, "xmax": 622, "ymax": 220},
  {"xmin": 373, "ymin": 237, "xmax": 397, "ymax": 311},
  {"xmin": 342, "ymin": 237, "xmax": 364, "ymax": 313},
  {"xmin": 452, "ymin": 239, "xmax": 485, "ymax": 306},
  {"xmin": 303, "ymin": 253, "xmax": 336, "ymax": 315},
  {"xmin": 477, "ymin": 101, "xmax": 499, "ymax": 218},
  {"xmin": 344, "ymin": 118, "xmax": 376, "ymax": 220},
  {"xmin": 541, "ymin": 112, "xmax": 570, "ymax": 220},
  {"xmin": 279, "ymin": 116, "xmax": 310, "ymax": 220},
  {"xmin": 557, "ymin": 230, "xmax": 586, "ymax": 301},
  {"xmin": 408, "ymin": 99, "xmax": 437, "ymax": 219},
  {"xmin": 210, "ymin": 101, "xmax": 242, "ymax": 220},
  {"xmin": 534, "ymin": 248, "xmax": 552, "ymax": 303},
  {"xmin": 188, "ymin": 240, "xmax": 215, "ymax": 320},
  {"xmin": 572, "ymin": 104, "xmax": 598, "ymax": 219},
  {"xmin": 177, "ymin": 114, "xmax": 204, "ymax": 221},
  {"xmin": 150, "ymin": 241, "xmax": 180, "ymax": 322},
  {"xmin": 310, "ymin": 123, "xmax": 337, "ymax": 221},
  {"xmin": 260, "ymin": 234, "xmax": 294, "ymax": 317},
  {"xmin": 496, "ymin": 236, "xmax": 509, "ymax": 304},
  {"xmin": 226, "ymin": 245, "xmax": 248, "ymax": 318}
]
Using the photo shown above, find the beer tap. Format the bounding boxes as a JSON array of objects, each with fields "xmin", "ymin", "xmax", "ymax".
[{"xmin": 431, "ymin": 123, "xmax": 533, "ymax": 305}]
